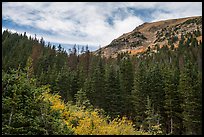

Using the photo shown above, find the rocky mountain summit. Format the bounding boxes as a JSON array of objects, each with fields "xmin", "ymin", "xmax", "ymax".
[{"xmin": 95, "ymin": 16, "xmax": 202, "ymax": 58}]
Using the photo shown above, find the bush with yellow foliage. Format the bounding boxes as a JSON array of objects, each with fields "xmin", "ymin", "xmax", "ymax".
[{"xmin": 41, "ymin": 91, "xmax": 151, "ymax": 135}]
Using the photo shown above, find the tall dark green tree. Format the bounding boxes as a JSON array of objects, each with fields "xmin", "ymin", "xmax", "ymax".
[
  {"xmin": 143, "ymin": 96, "xmax": 162, "ymax": 135},
  {"xmin": 163, "ymin": 66, "xmax": 183, "ymax": 135},
  {"xmin": 2, "ymin": 69, "xmax": 73, "ymax": 135},
  {"xmin": 145, "ymin": 64, "xmax": 166, "ymax": 131},
  {"xmin": 119, "ymin": 55, "xmax": 134, "ymax": 118},
  {"xmin": 104, "ymin": 65, "xmax": 122, "ymax": 118},
  {"xmin": 178, "ymin": 58, "xmax": 202, "ymax": 135},
  {"xmin": 132, "ymin": 62, "xmax": 148, "ymax": 129},
  {"xmin": 89, "ymin": 55, "xmax": 105, "ymax": 108}
]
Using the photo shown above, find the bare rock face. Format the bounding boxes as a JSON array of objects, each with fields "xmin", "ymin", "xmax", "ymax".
[{"xmin": 94, "ymin": 16, "xmax": 202, "ymax": 58}]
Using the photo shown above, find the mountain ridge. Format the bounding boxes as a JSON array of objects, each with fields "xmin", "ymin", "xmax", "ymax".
[{"xmin": 95, "ymin": 16, "xmax": 202, "ymax": 58}]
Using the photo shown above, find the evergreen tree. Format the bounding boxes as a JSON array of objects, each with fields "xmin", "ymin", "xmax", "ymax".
[
  {"xmin": 75, "ymin": 89, "xmax": 92, "ymax": 110},
  {"xmin": 25, "ymin": 56, "xmax": 34, "ymax": 79},
  {"xmin": 132, "ymin": 62, "xmax": 148, "ymax": 130},
  {"xmin": 2, "ymin": 69, "xmax": 73, "ymax": 135},
  {"xmin": 163, "ymin": 67, "xmax": 183, "ymax": 135},
  {"xmin": 119, "ymin": 55, "xmax": 134, "ymax": 118},
  {"xmin": 143, "ymin": 96, "xmax": 163, "ymax": 135},
  {"xmin": 89, "ymin": 57, "xmax": 105, "ymax": 108},
  {"xmin": 104, "ymin": 65, "xmax": 122, "ymax": 118},
  {"xmin": 70, "ymin": 71, "xmax": 79, "ymax": 103},
  {"xmin": 55, "ymin": 66, "xmax": 72, "ymax": 102},
  {"xmin": 178, "ymin": 58, "xmax": 202, "ymax": 135},
  {"xmin": 145, "ymin": 64, "xmax": 166, "ymax": 131}
]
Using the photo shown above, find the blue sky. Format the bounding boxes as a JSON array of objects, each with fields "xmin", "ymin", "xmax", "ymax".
[{"xmin": 2, "ymin": 2, "xmax": 202, "ymax": 51}]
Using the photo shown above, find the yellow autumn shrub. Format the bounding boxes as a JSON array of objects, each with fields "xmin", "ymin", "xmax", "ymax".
[
  {"xmin": 74, "ymin": 110, "xmax": 107, "ymax": 135},
  {"xmin": 41, "ymin": 91, "xmax": 150, "ymax": 135}
]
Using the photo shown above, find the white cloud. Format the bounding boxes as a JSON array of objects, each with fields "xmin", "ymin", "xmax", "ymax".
[
  {"xmin": 2, "ymin": 2, "xmax": 202, "ymax": 49},
  {"xmin": 150, "ymin": 2, "xmax": 202, "ymax": 22}
]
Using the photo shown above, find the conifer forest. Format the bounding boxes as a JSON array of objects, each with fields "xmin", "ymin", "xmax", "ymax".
[{"xmin": 2, "ymin": 26, "xmax": 202, "ymax": 135}]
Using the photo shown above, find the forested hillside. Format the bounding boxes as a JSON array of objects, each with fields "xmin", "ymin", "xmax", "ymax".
[{"xmin": 2, "ymin": 24, "xmax": 202, "ymax": 135}]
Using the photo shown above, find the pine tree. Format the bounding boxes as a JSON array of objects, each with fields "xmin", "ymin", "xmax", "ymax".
[
  {"xmin": 132, "ymin": 62, "xmax": 148, "ymax": 130},
  {"xmin": 143, "ymin": 96, "xmax": 163, "ymax": 135},
  {"xmin": 75, "ymin": 89, "xmax": 92, "ymax": 110},
  {"xmin": 70, "ymin": 71, "xmax": 79, "ymax": 103},
  {"xmin": 163, "ymin": 66, "xmax": 182, "ymax": 135},
  {"xmin": 25, "ymin": 56, "xmax": 34, "ymax": 79},
  {"xmin": 178, "ymin": 58, "xmax": 202, "ymax": 135},
  {"xmin": 89, "ymin": 54, "xmax": 106, "ymax": 109},
  {"xmin": 145, "ymin": 64, "xmax": 165, "ymax": 131},
  {"xmin": 104, "ymin": 65, "xmax": 122, "ymax": 118},
  {"xmin": 2, "ymin": 69, "xmax": 73, "ymax": 135},
  {"xmin": 55, "ymin": 66, "xmax": 72, "ymax": 102},
  {"xmin": 119, "ymin": 55, "xmax": 134, "ymax": 118}
]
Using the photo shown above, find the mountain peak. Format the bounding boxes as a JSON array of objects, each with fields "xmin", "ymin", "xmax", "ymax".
[{"xmin": 95, "ymin": 16, "xmax": 202, "ymax": 58}]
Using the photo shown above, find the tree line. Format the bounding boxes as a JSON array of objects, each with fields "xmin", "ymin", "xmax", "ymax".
[{"xmin": 2, "ymin": 29, "xmax": 202, "ymax": 135}]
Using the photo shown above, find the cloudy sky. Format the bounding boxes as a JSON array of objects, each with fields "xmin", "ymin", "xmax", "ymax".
[{"xmin": 2, "ymin": 2, "xmax": 202, "ymax": 51}]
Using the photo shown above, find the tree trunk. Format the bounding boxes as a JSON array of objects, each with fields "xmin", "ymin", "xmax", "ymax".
[
  {"xmin": 9, "ymin": 107, "xmax": 13, "ymax": 126},
  {"xmin": 170, "ymin": 117, "xmax": 173, "ymax": 134}
]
